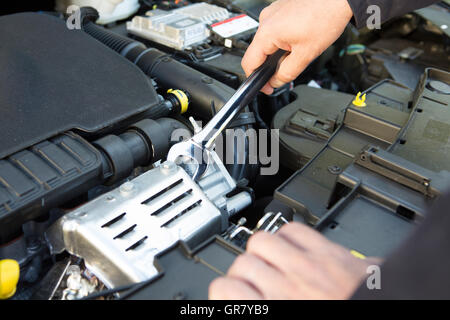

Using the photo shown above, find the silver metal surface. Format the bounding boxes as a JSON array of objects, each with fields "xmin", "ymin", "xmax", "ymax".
[
  {"xmin": 46, "ymin": 162, "xmax": 223, "ymax": 288},
  {"xmin": 173, "ymin": 3, "xmax": 230, "ymax": 24},
  {"xmin": 126, "ymin": 3, "xmax": 229, "ymax": 50},
  {"xmin": 62, "ymin": 265, "xmax": 97, "ymax": 300},
  {"xmin": 197, "ymin": 150, "xmax": 252, "ymax": 222},
  {"xmin": 256, "ymin": 212, "xmax": 289, "ymax": 234},
  {"xmin": 226, "ymin": 212, "xmax": 289, "ymax": 248},
  {"xmin": 127, "ymin": 9, "xmax": 209, "ymax": 50}
]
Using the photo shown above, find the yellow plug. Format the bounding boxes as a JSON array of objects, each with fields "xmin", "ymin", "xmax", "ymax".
[
  {"xmin": 352, "ymin": 92, "xmax": 367, "ymax": 107},
  {"xmin": 0, "ymin": 259, "xmax": 20, "ymax": 299},
  {"xmin": 167, "ymin": 89, "xmax": 189, "ymax": 114},
  {"xmin": 350, "ymin": 250, "xmax": 366, "ymax": 260}
]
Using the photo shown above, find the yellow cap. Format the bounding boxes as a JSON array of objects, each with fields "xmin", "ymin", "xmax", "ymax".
[
  {"xmin": 350, "ymin": 250, "xmax": 366, "ymax": 260},
  {"xmin": 0, "ymin": 259, "xmax": 20, "ymax": 299},
  {"xmin": 167, "ymin": 89, "xmax": 189, "ymax": 114},
  {"xmin": 352, "ymin": 92, "xmax": 367, "ymax": 107}
]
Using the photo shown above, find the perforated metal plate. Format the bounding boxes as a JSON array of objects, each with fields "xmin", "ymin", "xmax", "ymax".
[{"xmin": 46, "ymin": 163, "xmax": 222, "ymax": 288}]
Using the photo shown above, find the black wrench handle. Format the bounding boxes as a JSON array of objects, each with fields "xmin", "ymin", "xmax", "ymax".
[{"xmin": 193, "ymin": 49, "xmax": 287, "ymax": 148}]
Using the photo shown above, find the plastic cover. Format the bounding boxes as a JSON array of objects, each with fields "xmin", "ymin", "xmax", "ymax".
[{"xmin": 0, "ymin": 12, "xmax": 160, "ymax": 159}]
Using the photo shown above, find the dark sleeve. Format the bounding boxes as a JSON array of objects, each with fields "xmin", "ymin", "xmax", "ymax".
[
  {"xmin": 352, "ymin": 191, "xmax": 450, "ymax": 299},
  {"xmin": 346, "ymin": 0, "xmax": 440, "ymax": 29}
]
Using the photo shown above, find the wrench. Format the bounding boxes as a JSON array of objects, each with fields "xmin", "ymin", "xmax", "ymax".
[{"xmin": 167, "ymin": 49, "xmax": 287, "ymax": 180}]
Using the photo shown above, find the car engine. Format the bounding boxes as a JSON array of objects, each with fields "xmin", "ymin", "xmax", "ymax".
[{"xmin": 0, "ymin": 0, "xmax": 449, "ymax": 300}]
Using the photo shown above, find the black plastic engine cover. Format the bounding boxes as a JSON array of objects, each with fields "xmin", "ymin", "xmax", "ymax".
[
  {"xmin": 0, "ymin": 132, "xmax": 104, "ymax": 243},
  {"xmin": 0, "ymin": 12, "xmax": 160, "ymax": 159}
]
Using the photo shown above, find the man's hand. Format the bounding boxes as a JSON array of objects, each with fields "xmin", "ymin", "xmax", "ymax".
[
  {"xmin": 242, "ymin": 0, "xmax": 353, "ymax": 95},
  {"xmin": 209, "ymin": 223, "xmax": 381, "ymax": 300}
]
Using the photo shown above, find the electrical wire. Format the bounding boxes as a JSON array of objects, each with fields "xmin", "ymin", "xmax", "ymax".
[
  {"xmin": 78, "ymin": 273, "xmax": 164, "ymax": 300},
  {"xmin": 78, "ymin": 283, "xmax": 138, "ymax": 300},
  {"xmin": 250, "ymin": 99, "xmax": 269, "ymax": 130},
  {"xmin": 339, "ymin": 44, "xmax": 366, "ymax": 57}
]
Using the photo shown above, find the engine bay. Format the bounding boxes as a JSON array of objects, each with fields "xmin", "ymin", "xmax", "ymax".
[{"xmin": 0, "ymin": 0, "xmax": 449, "ymax": 300}]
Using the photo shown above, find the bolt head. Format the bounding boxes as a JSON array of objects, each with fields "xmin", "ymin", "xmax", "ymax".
[
  {"xmin": 160, "ymin": 161, "xmax": 177, "ymax": 174},
  {"xmin": 328, "ymin": 165, "xmax": 342, "ymax": 174},
  {"xmin": 120, "ymin": 182, "xmax": 135, "ymax": 195}
]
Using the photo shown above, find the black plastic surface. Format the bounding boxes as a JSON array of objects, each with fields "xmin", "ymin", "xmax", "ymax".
[
  {"xmin": 81, "ymin": 21, "xmax": 236, "ymax": 119},
  {"xmin": 0, "ymin": 132, "xmax": 104, "ymax": 242},
  {"xmin": 0, "ymin": 12, "xmax": 160, "ymax": 159},
  {"xmin": 275, "ymin": 69, "xmax": 450, "ymax": 257},
  {"xmin": 122, "ymin": 237, "xmax": 241, "ymax": 300}
]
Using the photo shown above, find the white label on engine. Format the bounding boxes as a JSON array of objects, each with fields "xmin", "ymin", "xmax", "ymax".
[{"xmin": 211, "ymin": 14, "xmax": 259, "ymax": 38}]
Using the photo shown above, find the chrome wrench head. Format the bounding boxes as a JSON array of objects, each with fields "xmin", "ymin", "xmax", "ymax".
[
  {"xmin": 166, "ymin": 139, "xmax": 211, "ymax": 181},
  {"xmin": 166, "ymin": 49, "xmax": 287, "ymax": 181}
]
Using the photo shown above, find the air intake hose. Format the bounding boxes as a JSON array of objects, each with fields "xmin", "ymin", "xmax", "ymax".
[
  {"xmin": 79, "ymin": 7, "xmax": 234, "ymax": 119},
  {"xmin": 78, "ymin": 8, "xmax": 258, "ymax": 182}
]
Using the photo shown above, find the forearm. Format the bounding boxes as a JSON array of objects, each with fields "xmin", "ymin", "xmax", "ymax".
[{"xmin": 347, "ymin": 0, "xmax": 440, "ymax": 28}]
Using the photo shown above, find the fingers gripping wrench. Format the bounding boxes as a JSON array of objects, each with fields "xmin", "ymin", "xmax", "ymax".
[{"xmin": 167, "ymin": 49, "xmax": 287, "ymax": 180}]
